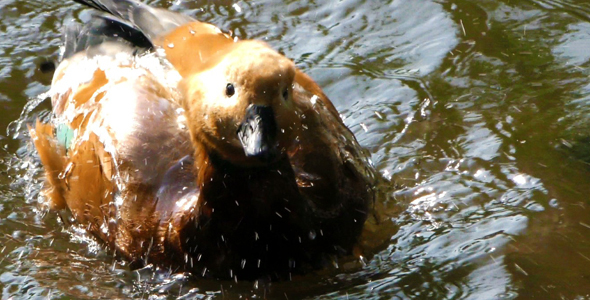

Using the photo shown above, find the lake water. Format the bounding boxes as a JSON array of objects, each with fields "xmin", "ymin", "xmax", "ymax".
[{"xmin": 2, "ymin": 0, "xmax": 590, "ymax": 299}]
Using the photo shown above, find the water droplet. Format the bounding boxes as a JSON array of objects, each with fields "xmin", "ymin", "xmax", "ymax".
[
  {"xmin": 331, "ymin": 258, "xmax": 339, "ymax": 269},
  {"xmin": 359, "ymin": 255, "xmax": 367, "ymax": 267},
  {"xmin": 512, "ymin": 174, "xmax": 527, "ymax": 186},
  {"xmin": 167, "ymin": 43, "xmax": 175, "ymax": 48},
  {"xmin": 308, "ymin": 230, "xmax": 316, "ymax": 240},
  {"xmin": 12, "ymin": 230, "xmax": 23, "ymax": 239},
  {"xmin": 310, "ymin": 95, "xmax": 318, "ymax": 105},
  {"xmin": 360, "ymin": 123, "xmax": 368, "ymax": 132}
]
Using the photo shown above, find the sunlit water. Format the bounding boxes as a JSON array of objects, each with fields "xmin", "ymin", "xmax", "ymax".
[{"xmin": 2, "ymin": 0, "xmax": 590, "ymax": 299}]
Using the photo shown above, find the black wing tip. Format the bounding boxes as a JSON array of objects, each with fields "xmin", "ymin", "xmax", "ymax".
[
  {"xmin": 62, "ymin": 12, "xmax": 154, "ymax": 59},
  {"xmin": 91, "ymin": 13, "xmax": 154, "ymax": 49},
  {"xmin": 71, "ymin": 0, "xmax": 143, "ymax": 19},
  {"xmin": 69, "ymin": 0, "xmax": 194, "ymax": 39}
]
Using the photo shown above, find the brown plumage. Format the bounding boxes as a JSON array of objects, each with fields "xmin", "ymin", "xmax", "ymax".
[{"xmin": 30, "ymin": 0, "xmax": 377, "ymax": 280}]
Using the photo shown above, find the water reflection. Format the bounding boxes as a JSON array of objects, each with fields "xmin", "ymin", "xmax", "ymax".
[{"xmin": 4, "ymin": 0, "xmax": 590, "ymax": 298}]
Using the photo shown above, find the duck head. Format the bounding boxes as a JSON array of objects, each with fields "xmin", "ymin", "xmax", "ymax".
[{"xmin": 181, "ymin": 40, "xmax": 299, "ymax": 166}]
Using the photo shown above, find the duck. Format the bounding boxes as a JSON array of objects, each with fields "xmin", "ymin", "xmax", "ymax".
[{"xmin": 29, "ymin": 0, "xmax": 377, "ymax": 280}]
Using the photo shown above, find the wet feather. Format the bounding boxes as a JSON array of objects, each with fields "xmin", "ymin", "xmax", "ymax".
[{"xmin": 32, "ymin": 0, "xmax": 377, "ymax": 280}]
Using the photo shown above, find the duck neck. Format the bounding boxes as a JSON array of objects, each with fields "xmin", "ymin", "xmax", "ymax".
[{"xmin": 193, "ymin": 146, "xmax": 305, "ymax": 215}]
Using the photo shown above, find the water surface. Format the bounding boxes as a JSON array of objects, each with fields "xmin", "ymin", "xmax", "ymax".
[{"xmin": 2, "ymin": 0, "xmax": 590, "ymax": 299}]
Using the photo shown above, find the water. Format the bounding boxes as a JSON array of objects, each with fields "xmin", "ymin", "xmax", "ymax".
[{"xmin": 2, "ymin": 0, "xmax": 590, "ymax": 298}]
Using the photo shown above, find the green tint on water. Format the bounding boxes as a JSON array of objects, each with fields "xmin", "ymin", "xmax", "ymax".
[{"xmin": 2, "ymin": 0, "xmax": 590, "ymax": 299}]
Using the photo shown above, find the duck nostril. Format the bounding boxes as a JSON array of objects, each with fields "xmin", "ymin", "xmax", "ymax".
[{"xmin": 282, "ymin": 88, "xmax": 289, "ymax": 101}]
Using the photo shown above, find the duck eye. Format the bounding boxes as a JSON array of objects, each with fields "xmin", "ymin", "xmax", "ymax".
[
  {"xmin": 282, "ymin": 88, "xmax": 289, "ymax": 101},
  {"xmin": 226, "ymin": 83, "xmax": 235, "ymax": 97}
]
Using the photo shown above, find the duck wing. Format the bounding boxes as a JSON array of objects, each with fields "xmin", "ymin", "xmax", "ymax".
[
  {"xmin": 62, "ymin": 13, "xmax": 154, "ymax": 59},
  {"xmin": 34, "ymin": 31, "xmax": 197, "ymax": 257},
  {"xmin": 72, "ymin": 0, "xmax": 194, "ymax": 40},
  {"xmin": 70, "ymin": 0, "xmax": 232, "ymax": 77}
]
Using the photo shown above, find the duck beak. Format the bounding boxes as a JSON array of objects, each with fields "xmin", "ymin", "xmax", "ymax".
[{"xmin": 237, "ymin": 104, "xmax": 278, "ymax": 162}]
